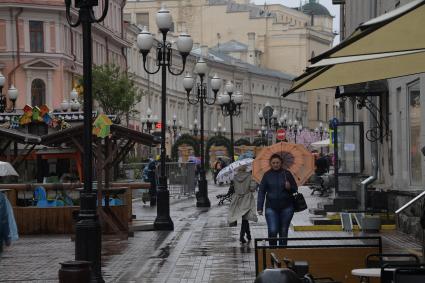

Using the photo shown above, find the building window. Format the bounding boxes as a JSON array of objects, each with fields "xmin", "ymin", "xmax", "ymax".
[
  {"xmin": 408, "ymin": 81, "xmax": 421, "ymax": 185},
  {"xmin": 136, "ymin": 12, "xmax": 149, "ymax": 29},
  {"xmin": 316, "ymin": 101, "xmax": 321, "ymax": 120},
  {"xmin": 29, "ymin": 21, "xmax": 44, "ymax": 53},
  {"xmin": 31, "ymin": 79, "xmax": 46, "ymax": 106}
]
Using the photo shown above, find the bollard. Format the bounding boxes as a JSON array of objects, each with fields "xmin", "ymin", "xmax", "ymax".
[{"xmin": 59, "ymin": 260, "xmax": 91, "ymax": 283}]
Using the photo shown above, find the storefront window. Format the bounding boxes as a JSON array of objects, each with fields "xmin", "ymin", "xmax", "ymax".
[{"xmin": 408, "ymin": 81, "xmax": 421, "ymax": 185}]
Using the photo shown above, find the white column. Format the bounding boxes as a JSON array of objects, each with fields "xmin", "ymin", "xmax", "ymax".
[
  {"xmin": 47, "ymin": 71, "xmax": 53, "ymax": 108},
  {"xmin": 26, "ymin": 70, "xmax": 32, "ymax": 105},
  {"xmin": 24, "ymin": 20, "xmax": 30, "ymax": 52}
]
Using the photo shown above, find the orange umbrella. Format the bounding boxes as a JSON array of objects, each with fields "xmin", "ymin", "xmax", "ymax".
[{"xmin": 252, "ymin": 142, "xmax": 315, "ymax": 185}]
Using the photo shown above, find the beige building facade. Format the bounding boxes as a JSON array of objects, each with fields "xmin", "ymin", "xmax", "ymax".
[{"xmin": 124, "ymin": 0, "xmax": 337, "ymax": 129}]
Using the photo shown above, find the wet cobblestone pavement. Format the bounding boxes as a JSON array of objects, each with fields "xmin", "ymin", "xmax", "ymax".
[{"xmin": 0, "ymin": 184, "xmax": 422, "ymax": 282}]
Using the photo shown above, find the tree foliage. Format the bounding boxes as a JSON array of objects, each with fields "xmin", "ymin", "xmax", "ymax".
[{"xmin": 79, "ymin": 64, "xmax": 143, "ymax": 121}]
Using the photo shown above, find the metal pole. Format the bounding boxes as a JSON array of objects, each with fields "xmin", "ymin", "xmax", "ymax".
[
  {"xmin": 197, "ymin": 78, "xmax": 210, "ymax": 207},
  {"xmin": 74, "ymin": 7, "xmax": 103, "ymax": 282},
  {"xmin": 230, "ymin": 110, "xmax": 235, "ymax": 162},
  {"xmin": 154, "ymin": 34, "xmax": 173, "ymax": 230}
]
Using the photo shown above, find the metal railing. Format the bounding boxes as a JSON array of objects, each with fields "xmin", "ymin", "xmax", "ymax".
[{"xmin": 121, "ymin": 162, "xmax": 197, "ymax": 198}]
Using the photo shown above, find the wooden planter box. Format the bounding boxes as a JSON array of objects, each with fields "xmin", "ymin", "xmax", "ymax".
[{"xmin": 13, "ymin": 205, "xmax": 128, "ymax": 235}]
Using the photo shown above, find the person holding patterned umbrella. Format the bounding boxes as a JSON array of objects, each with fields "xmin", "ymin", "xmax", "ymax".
[{"xmin": 257, "ymin": 154, "xmax": 298, "ymax": 246}]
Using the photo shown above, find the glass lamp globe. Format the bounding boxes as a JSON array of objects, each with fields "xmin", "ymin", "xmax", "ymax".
[
  {"xmin": 137, "ymin": 27, "xmax": 154, "ymax": 52},
  {"xmin": 233, "ymin": 91, "xmax": 243, "ymax": 104},
  {"xmin": 194, "ymin": 58, "xmax": 208, "ymax": 76},
  {"xmin": 211, "ymin": 74, "xmax": 222, "ymax": 92},
  {"xmin": 7, "ymin": 85, "xmax": 18, "ymax": 101},
  {"xmin": 176, "ymin": 33, "xmax": 193, "ymax": 54},
  {"xmin": 224, "ymin": 81, "xmax": 234, "ymax": 94},
  {"xmin": 70, "ymin": 88, "xmax": 78, "ymax": 100},
  {"xmin": 146, "ymin": 108, "xmax": 152, "ymax": 116},
  {"xmin": 183, "ymin": 73, "xmax": 194, "ymax": 92},
  {"xmin": 61, "ymin": 99, "xmax": 69, "ymax": 111},
  {"xmin": 221, "ymin": 93, "xmax": 231, "ymax": 104},
  {"xmin": 71, "ymin": 100, "xmax": 80, "ymax": 111},
  {"xmin": 258, "ymin": 110, "xmax": 263, "ymax": 119},
  {"xmin": 156, "ymin": 4, "xmax": 173, "ymax": 32}
]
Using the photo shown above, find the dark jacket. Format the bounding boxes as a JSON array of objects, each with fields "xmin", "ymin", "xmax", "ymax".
[
  {"xmin": 0, "ymin": 192, "xmax": 10, "ymax": 253},
  {"xmin": 257, "ymin": 169, "xmax": 298, "ymax": 211}
]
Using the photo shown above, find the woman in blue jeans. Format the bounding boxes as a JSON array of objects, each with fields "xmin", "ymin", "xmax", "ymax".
[{"xmin": 257, "ymin": 154, "xmax": 298, "ymax": 246}]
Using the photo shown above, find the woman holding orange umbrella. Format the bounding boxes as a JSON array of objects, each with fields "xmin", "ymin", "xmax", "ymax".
[{"xmin": 257, "ymin": 154, "xmax": 298, "ymax": 246}]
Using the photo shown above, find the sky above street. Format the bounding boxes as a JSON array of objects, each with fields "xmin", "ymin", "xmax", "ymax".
[{"xmin": 253, "ymin": 0, "xmax": 341, "ymax": 45}]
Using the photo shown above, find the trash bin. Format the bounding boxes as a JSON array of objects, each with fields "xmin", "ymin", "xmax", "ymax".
[{"xmin": 59, "ymin": 260, "xmax": 91, "ymax": 283}]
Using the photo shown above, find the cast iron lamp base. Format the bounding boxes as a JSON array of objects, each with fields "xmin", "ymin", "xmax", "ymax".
[{"xmin": 196, "ymin": 179, "xmax": 211, "ymax": 207}]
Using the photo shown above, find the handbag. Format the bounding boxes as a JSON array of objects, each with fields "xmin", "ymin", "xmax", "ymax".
[{"xmin": 293, "ymin": 192, "xmax": 307, "ymax": 212}]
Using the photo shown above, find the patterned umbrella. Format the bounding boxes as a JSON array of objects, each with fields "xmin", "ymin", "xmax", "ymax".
[
  {"xmin": 216, "ymin": 158, "xmax": 254, "ymax": 183},
  {"xmin": 252, "ymin": 142, "xmax": 314, "ymax": 185},
  {"xmin": 0, "ymin": 161, "xmax": 19, "ymax": 177}
]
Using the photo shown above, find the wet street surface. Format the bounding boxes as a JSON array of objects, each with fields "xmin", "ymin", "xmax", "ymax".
[{"xmin": 0, "ymin": 183, "xmax": 422, "ymax": 282}]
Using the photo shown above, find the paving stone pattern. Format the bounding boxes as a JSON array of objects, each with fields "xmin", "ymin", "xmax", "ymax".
[{"xmin": 0, "ymin": 184, "xmax": 422, "ymax": 283}]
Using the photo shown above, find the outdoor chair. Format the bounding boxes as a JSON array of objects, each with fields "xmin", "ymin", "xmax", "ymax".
[
  {"xmin": 394, "ymin": 267, "xmax": 425, "ymax": 283},
  {"xmin": 365, "ymin": 253, "xmax": 420, "ymax": 268},
  {"xmin": 380, "ymin": 264, "xmax": 425, "ymax": 283}
]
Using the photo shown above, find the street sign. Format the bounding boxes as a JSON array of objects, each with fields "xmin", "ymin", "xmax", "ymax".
[{"xmin": 276, "ymin": 128, "xmax": 286, "ymax": 141}]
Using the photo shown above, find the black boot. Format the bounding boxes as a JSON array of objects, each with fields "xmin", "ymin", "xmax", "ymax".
[
  {"xmin": 244, "ymin": 220, "xmax": 252, "ymax": 241},
  {"xmin": 240, "ymin": 223, "xmax": 246, "ymax": 244}
]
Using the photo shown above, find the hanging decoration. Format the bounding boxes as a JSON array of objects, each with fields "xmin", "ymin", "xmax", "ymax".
[
  {"xmin": 8, "ymin": 104, "xmax": 72, "ymax": 130},
  {"xmin": 92, "ymin": 114, "xmax": 112, "ymax": 138}
]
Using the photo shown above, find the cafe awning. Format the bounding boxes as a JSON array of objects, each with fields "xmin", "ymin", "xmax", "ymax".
[{"xmin": 283, "ymin": 0, "xmax": 425, "ymax": 96}]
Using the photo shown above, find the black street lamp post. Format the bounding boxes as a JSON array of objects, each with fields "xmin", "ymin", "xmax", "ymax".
[
  {"xmin": 218, "ymin": 81, "xmax": 243, "ymax": 162},
  {"xmin": 183, "ymin": 60, "xmax": 222, "ymax": 207},
  {"xmin": 64, "ymin": 0, "xmax": 108, "ymax": 281},
  {"xmin": 141, "ymin": 108, "xmax": 159, "ymax": 134},
  {"xmin": 257, "ymin": 102, "xmax": 279, "ymax": 145},
  {"xmin": 189, "ymin": 119, "xmax": 199, "ymax": 136},
  {"xmin": 137, "ymin": 5, "xmax": 193, "ymax": 230},
  {"xmin": 0, "ymin": 72, "xmax": 19, "ymax": 113},
  {"xmin": 167, "ymin": 114, "xmax": 182, "ymax": 140}
]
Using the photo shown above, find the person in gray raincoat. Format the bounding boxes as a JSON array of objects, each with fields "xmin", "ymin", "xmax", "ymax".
[{"xmin": 228, "ymin": 165, "xmax": 258, "ymax": 244}]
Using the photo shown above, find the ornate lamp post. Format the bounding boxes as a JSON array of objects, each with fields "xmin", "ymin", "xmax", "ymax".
[
  {"xmin": 167, "ymin": 114, "xmax": 182, "ymax": 140},
  {"xmin": 136, "ymin": 4, "xmax": 193, "ymax": 230},
  {"xmin": 258, "ymin": 102, "xmax": 279, "ymax": 145},
  {"xmin": 64, "ymin": 0, "xmax": 108, "ymax": 281},
  {"xmin": 218, "ymin": 81, "xmax": 243, "ymax": 162},
  {"xmin": 319, "ymin": 122, "xmax": 324, "ymax": 140},
  {"xmin": 0, "ymin": 72, "xmax": 19, "ymax": 113},
  {"xmin": 183, "ymin": 60, "xmax": 222, "ymax": 207},
  {"xmin": 140, "ymin": 108, "xmax": 158, "ymax": 134},
  {"xmin": 189, "ymin": 119, "xmax": 199, "ymax": 136}
]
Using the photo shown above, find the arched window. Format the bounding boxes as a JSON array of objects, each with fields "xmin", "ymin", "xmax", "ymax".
[{"xmin": 31, "ymin": 79, "xmax": 46, "ymax": 106}]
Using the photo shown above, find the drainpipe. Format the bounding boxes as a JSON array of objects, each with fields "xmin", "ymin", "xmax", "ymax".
[
  {"xmin": 7, "ymin": 8, "xmax": 24, "ymax": 86},
  {"xmin": 360, "ymin": 95, "xmax": 379, "ymax": 211}
]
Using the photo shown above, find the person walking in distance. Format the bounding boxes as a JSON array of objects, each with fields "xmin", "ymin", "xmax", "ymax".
[
  {"xmin": 228, "ymin": 165, "xmax": 258, "ymax": 244},
  {"xmin": 257, "ymin": 154, "xmax": 298, "ymax": 246}
]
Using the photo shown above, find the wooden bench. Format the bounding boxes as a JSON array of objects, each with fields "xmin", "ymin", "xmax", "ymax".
[{"xmin": 255, "ymin": 236, "xmax": 382, "ymax": 283}]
